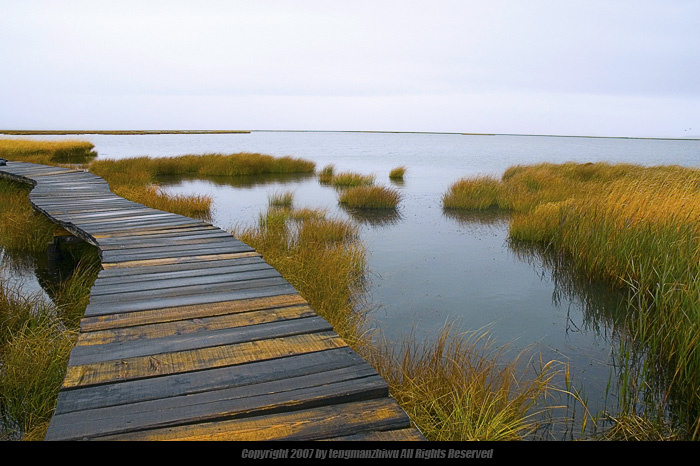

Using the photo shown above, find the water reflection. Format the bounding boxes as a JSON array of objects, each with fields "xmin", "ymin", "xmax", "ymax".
[
  {"xmin": 340, "ymin": 205, "xmax": 403, "ymax": 227},
  {"xmin": 507, "ymin": 240, "xmax": 628, "ymax": 339},
  {"xmin": 156, "ymin": 172, "xmax": 316, "ymax": 189},
  {"xmin": 442, "ymin": 208, "xmax": 510, "ymax": 227}
]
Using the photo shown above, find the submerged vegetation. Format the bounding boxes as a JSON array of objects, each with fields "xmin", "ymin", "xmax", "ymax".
[{"xmin": 443, "ymin": 162, "xmax": 700, "ymax": 438}]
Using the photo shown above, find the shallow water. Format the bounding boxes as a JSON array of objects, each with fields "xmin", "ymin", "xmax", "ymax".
[{"xmin": 4, "ymin": 131, "xmax": 700, "ymax": 421}]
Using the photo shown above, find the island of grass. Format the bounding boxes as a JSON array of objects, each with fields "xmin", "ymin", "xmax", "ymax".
[{"xmin": 338, "ymin": 185, "xmax": 401, "ymax": 209}]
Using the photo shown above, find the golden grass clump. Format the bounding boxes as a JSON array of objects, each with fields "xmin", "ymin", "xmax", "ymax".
[
  {"xmin": 231, "ymin": 207, "xmax": 368, "ymax": 345},
  {"xmin": 0, "ymin": 139, "xmax": 97, "ymax": 165},
  {"xmin": 90, "ymin": 152, "xmax": 315, "ymax": 180},
  {"xmin": 330, "ymin": 171, "xmax": 375, "ymax": 188},
  {"xmin": 338, "ymin": 185, "xmax": 401, "ymax": 209},
  {"xmin": 112, "ymin": 185, "xmax": 212, "ymax": 221},
  {"xmin": 389, "ymin": 166, "xmax": 406, "ymax": 180},
  {"xmin": 0, "ymin": 179, "xmax": 56, "ymax": 253},
  {"xmin": 318, "ymin": 164, "xmax": 335, "ymax": 184},
  {"xmin": 365, "ymin": 324, "xmax": 566, "ymax": 441},
  {"xmin": 268, "ymin": 190, "xmax": 294, "ymax": 208}
]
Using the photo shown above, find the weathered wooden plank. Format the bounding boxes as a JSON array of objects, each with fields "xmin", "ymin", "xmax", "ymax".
[
  {"xmin": 84, "ymin": 283, "xmax": 297, "ymax": 316},
  {"xmin": 91, "ymin": 259, "xmax": 271, "ymax": 289},
  {"xmin": 91, "ymin": 224, "xmax": 219, "ymax": 240},
  {"xmin": 47, "ymin": 366, "xmax": 385, "ymax": 441},
  {"xmin": 100, "ymin": 250, "xmax": 261, "ymax": 269},
  {"xmin": 87, "ymin": 276, "xmax": 289, "ymax": 307},
  {"xmin": 76, "ymin": 304, "xmax": 315, "ymax": 346},
  {"xmin": 69, "ymin": 315, "xmax": 332, "ymax": 365},
  {"xmin": 79, "ymin": 294, "xmax": 307, "ymax": 331},
  {"xmin": 100, "ymin": 244, "xmax": 256, "ymax": 264},
  {"xmin": 94, "ymin": 255, "xmax": 265, "ymax": 279},
  {"xmin": 90, "ymin": 266, "xmax": 280, "ymax": 296},
  {"xmin": 98, "ymin": 231, "xmax": 234, "ymax": 250},
  {"xmin": 61, "ymin": 331, "xmax": 349, "ymax": 389},
  {"xmin": 93, "ymin": 398, "xmax": 411, "ymax": 441},
  {"xmin": 54, "ymin": 347, "xmax": 366, "ymax": 415}
]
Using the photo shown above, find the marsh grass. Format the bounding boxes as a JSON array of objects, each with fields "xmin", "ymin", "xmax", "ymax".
[
  {"xmin": 389, "ymin": 166, "xmax": 406, "ymax": 180},
  {"xmin": 268, "ymin": 190, "xmax": 294, "ymax": 208},
  {"xmin": 232, "ymin": 207, "xmax": 368, "ymax": 344},
  {"xmin": 0, "ymin": 256, "xmax": 96, "ymax": 441},
  {"xmin": 329, "ymin": 171, "xmax": 375, "ymax": 188},
  {"xmin": 0, "ymin": 179, "xmax": 56, "ymax": 253},
  {"xmin": 89, "ymin": 152, "xmax": 315, "ymax": 179},
  {"xmin": 233, "ymin": 206, "xmax": 569, "ymax": 440},
  {"xmin": 0, "ymin": 139, "xmax": 97, "ymax": 165},
  {"xmin": 443, "ymin": 162, "xmax": 700, "ymax": 437},
  {"xmin": 338, "ymin": 185, "xmax": 401, "ymax": 209},
  {"xmin": 366, "ymin": 325, "xmax": 568, "ymax": 441},
  {"xmin": 89, "ymin": 152, "xmax": 315, "ymax": 219},
  {"xmin": 318, "ymin": 164, "xmax": 335, "ymax": 184}
]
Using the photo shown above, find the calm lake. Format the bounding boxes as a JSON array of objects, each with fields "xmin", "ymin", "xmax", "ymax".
[{"xmin": 4, "ymin": 131, "xmax": 700, "ymax": 424}]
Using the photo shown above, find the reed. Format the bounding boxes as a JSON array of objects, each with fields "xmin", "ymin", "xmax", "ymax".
[
  {"xmin": 0, "ymin": 257, "xmax": 96, "ymax": 440},
  {"xmin": 444, "ymin": 162, "xmax": 700, "ymax": 437},
  {"xmin": 232, "ymin": 206, "xmax": 568, "ymax": 440},
  {"xmin": 389, "ymin": 166, "xmax": 406, "ymax": 180},
  {"xmin": 112, "ymin": 185, "xmax": 213, "ymax": 221},
  {"xmin": 89, "ymin": 152, "xmax": 315, "ymax": 179},
  {"xmin": 330, "ymin": 171, "xmax": 375, "ymax": 188},
  {"xmin": 338, "ymin": 185, "xmax": 401, "ymax": 209},
  {"xmin": 0, "ymin": 139, "xmax": 97, "ymax": 165},
  {"xmin": 268, "ymin": 190, "xmax": 294, "ymax": 208},
  {"xmin": 0, "ymin": 179, "xmax": 56, "ymax": 253},
  {"xmin": 318, "ymin": 164, "xmax": 335, "ymax": 184},
  {"xmin": 366, "ymin": 325, "xmax": 566, "ymax": 441},
  {"xmin": 231, "ymin": 207, "xmax": 368, "ymax": 344}
]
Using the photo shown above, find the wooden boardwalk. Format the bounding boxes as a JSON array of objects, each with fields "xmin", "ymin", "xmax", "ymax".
[{"xmin": 0, "ymin": 160, "xmax": 424, "ymax": 441}]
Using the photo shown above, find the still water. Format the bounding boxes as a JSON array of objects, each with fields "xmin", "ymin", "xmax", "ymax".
[{"xmin": 5, "ymin": 131, "xmax": 700, "ymax": 419}]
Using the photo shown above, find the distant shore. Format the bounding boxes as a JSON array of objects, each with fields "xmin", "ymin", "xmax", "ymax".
[{"xmin": 1, "ymin": 129, "xmax": 697, "ymax": 141}]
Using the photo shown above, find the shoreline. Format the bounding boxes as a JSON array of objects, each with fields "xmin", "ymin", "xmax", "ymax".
[{"xmin": 1, "ymin": 129, "xmax": 698, "ymax": 142}]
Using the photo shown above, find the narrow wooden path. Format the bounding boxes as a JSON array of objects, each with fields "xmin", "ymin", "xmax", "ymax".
[{"xmin": 0, "ymin": 160, "xmax": 424, "ymax": 441}]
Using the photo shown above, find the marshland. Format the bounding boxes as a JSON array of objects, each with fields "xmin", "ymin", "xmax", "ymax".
[{"xmin": 2, "ymin": 132, "xmax": 700, "ymax": 441}]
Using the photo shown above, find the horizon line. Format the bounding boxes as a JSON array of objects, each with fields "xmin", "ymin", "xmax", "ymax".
[{"xmin": 1, "ymin": 129, "xmax": 698, "ymax": 142}]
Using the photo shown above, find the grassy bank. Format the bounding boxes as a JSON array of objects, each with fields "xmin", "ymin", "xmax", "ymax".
[
  {"xmin": 0, "ymin": 139, "xmax": 97, "ymax": 165},
  {"xmin": 442, "ymin": 162, "xmax": 700, "ymax": 438},
  {"xmin": 232, "ymin": 205, "xmax": 568, "ymax": 440},
  {"xmin": 0, "ymin": 176, "xmax": 99, "ymax": 440}
]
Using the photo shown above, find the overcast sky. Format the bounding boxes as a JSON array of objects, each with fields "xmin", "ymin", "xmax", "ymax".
[{"xmin": 1, "ymin": 0, "xmax": 699, "ymax": 137}]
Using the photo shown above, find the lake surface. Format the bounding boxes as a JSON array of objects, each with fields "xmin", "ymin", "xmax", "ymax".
[{"xmin": 4, "ymin": 131, "xmax": 700, "ymax": 421}]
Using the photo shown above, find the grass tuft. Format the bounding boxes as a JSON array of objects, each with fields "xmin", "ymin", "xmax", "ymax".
[
  {"xmin": 338, "ymin": 185, "xmax": 401, "ymax": 209},
  {"xmin": 389, "ymin": 166, "xmax": 406, "ymax": 180}
]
